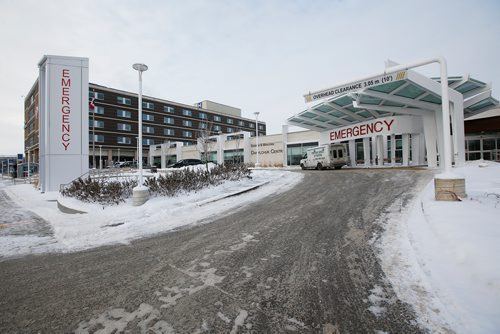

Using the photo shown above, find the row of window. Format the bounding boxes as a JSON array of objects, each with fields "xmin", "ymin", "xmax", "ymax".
[
  {"xmin": 89, "ymin": 92, "xmax": 264, "ymax": 129},
  {"xmin": 89, "ymin": 130, "xmax": 194, "ymax": 144}
]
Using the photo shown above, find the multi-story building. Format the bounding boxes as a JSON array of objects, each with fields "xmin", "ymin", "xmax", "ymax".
[{"xmin": 24, "ymin": 80, "xmax": 266, "ymax": 168}]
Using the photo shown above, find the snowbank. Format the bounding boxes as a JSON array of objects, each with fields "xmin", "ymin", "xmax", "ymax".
[
  {"xmin": 378, "ymin": 161, "xmax": 500, "ymax": 333},
  {"xmin": 0, "ymin": 170, "xmax": 302, "ymax": 258}
]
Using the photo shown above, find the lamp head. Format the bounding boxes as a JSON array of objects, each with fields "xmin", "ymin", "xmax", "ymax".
[{"xmin": 133, "ymin": 63, "xmax": 148, "ymax": 72}]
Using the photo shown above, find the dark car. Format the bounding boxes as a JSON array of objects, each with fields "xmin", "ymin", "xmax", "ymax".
[{"xmin": 167, "ymin": 159, "xmax": 204, "ymax": 168}]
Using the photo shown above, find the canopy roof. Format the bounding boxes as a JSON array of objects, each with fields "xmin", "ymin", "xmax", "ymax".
[{"xmin": 288, "ymin": 73, "xmax": 498, "ymax": 132}]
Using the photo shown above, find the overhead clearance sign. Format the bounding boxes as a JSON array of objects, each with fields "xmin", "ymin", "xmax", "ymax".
[
  {"xmin": 304, "ymin": 70, "xmax": 407, "ymax": 103},
  {"xmin": 326, "ymin": 116, "xmax": 423, "ymax": 143}
]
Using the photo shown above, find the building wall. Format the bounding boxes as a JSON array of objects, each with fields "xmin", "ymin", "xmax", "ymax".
[{"xmin": 25, "ymin": 79, "xmax": 267, "ymax": 168}]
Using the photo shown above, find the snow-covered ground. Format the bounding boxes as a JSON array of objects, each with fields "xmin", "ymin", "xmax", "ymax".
[
  {"xmin": 377, "ymin": 160, "xmax": 500, "ymax": 334},
  {"xmin": 1, "ymin": 163, "xmax": 499, "ymax": 333},
  {"xmin": 0, "ymin": 169, "xmax": 303, "ymax": 258}
]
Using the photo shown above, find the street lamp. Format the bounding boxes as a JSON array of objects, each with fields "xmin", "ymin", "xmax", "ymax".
[
  {"xmin": 254, "ymin": 112, "xmax": 260, "ymax": 168},
  {"xmin": 118, "ymin": 148, "xmax": 120, "ymax": 163},
  {"xmin": 132, "ymin": 63, "xmax": 149, "ymax": 206}
]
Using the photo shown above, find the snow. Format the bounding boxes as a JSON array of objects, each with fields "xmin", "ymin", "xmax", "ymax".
[
  {"xmin": 0, "ymin": 169, "xmax": 302, "ymax": 258},
  {"xmin": 377, "ymin": 160, "xmax": 500, "ymax": 334}
]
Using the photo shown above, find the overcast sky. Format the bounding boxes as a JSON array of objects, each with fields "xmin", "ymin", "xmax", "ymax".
[{"xmin": 1, "ymin": 0, "xmax": 499, "ymax": 155}]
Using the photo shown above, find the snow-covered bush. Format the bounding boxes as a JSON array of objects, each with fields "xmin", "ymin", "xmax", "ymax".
[
  {"xmin": 60, "ymin": 177, "xmax": 137, "ymax": 205},
  {"xmin": 61, "ymin": 164, "xmax": 251, "ymax": 205}
]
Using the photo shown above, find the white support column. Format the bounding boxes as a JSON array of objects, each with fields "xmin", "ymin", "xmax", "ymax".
[
  {"xmin": 411, "ymin": 134, "xmax": 420, "ymax": 166},
  {"xmin": 391, "ymin": 134, "xmax": 396, "ymax": 166},
  {"xmin": 282, "ymin": 125, "xmax": 288, "ymax": 167},
  {"xmin": 160, "ymin": 144, "xmax": 166, "ymax": 169},
  {"xmin": 371, "ymin": 136, "xmax": 377, "ymax": 166},
  {"xmin": 422, "ymin": 114, "xmax": 438, "ymax": 167},
  {"xmin": 363, "ymin": 137, "xmax": 371, "ymax": 167},
  {"xmin": 348, "ymin": 139, "xmax": 356, "ymax": 167},
  {"xmin": 376, "ymin": 135, "xmax": 384, "ymax": 166},
  {"xmin": 419, "ymin": 133, "xmax": 426, "ymax": 165},
  {"xmin": 451, "ymin": 99, "xmax": 466, "ymax": 166},
  {"xmin": 217, "ymin": 135, "xmax": 224, "ymax": 165},
  {"xmin": 382, "ymin": 135, "xmax": 388, "ymax": 162},
  {"xmin": 402, "ymin": 134, "xmax": 410, "ymax": 166},
  {"xmin": 243, "ymin": 132, "xmax": 251, "ymax": 164},
  {"xmin": 435, "ymin": 110, "xmax": 445, "ymax": 167},
  {"xmin": 176, "ymin": 142, "xmax": 183, "ymax": 161}
]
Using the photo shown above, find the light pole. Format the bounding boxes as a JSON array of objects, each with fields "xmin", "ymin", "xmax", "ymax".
[
  {"xmin": 254, "ymin": 112, "xmax": 260, "ymax": 168},
  {"xmin": 27, "ymin": 148, "xmax": 31, "ymax": 183},
  {"xmin": 132, "ymin": 63, "xmax": 149, "ymax": 206},
  {"xmin": 118, "ymin": 148, "xmax": 120, "ymax": 163},
  {"xmin": 99, "ymin": 145, "xmax": 103, "ymax": 169},
  {"xmin": 136, "ymin": 136, "xmax": 139, "ymax": 166}
]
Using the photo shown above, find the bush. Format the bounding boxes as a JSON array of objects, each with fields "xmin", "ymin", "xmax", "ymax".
[{"xmin": 61, "ymin": 164, "xmax": 251, "ymax": 205}]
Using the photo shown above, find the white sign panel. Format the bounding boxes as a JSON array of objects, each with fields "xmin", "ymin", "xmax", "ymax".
[
  {"xmin": 304, "ymin": 71, "xmax": 407, "ymax": 103},
  {"xmin": 38, "ymin": 55, "xmax": 89, "ymax": 192},
  {"xmin": 326, "ymin": 116, "xmax": 423, "ymax": 143}
]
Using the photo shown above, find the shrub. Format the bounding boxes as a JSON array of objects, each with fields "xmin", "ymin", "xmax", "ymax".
[{"xmin": 61, "ymin": 164, "xmax": 251, "ymax": 205}]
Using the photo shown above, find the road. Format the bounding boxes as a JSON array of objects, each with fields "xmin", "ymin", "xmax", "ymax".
[{"xmin": 0, "ymin": 169, "xmax": 433, "ymax": 333}]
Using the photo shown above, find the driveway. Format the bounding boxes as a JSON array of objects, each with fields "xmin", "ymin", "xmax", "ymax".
[{"xmin": 0, "ymin": 169, "xmax": 433, "ymax": 333}]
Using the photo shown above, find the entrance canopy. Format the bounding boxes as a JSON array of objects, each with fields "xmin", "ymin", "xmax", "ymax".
[{"xmin": 288, "ymin": 72, "xmax": 498, "ymax": 132}]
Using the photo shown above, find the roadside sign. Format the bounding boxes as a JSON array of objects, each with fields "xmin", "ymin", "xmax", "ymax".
[{"xmin": 304, "ymin": 70, "xmax": 408, "ymax": 103}]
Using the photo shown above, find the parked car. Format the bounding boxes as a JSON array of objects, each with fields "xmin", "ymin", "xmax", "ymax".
[
  {"xmin": 114, "ymin": 161, "xmax": 132, "ymax": 168},
  {"xmin": 167, "ymin": 159, "xmax": 204, "ymax": 168}
]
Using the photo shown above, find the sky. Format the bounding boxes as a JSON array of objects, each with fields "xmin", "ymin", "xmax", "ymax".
[{"xmin": 0, "ymin": 0, "xmax": 499, "ymax": 155}]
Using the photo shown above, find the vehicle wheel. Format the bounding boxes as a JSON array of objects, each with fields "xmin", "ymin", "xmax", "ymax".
[
  {"xmin": 317, "ymin": 163, "xmax": 323, "ymax": 170},
  {"xmin": 334, "ymin": 166, "xmax": 342, "ymax": 170},
  {"xmin": 300, "ymin": 163, "xmax": 305, "ymax": 170}
]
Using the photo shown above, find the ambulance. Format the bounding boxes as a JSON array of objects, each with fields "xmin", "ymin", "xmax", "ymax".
[{"xmin": 300, "ymin": 144, "xmax": 348, "ymax": 170}]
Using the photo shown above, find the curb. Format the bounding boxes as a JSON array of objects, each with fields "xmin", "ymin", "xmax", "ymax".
[
  {"xmin": 196, "ymin": 181, "xmax": 270, "ymax": 207},
  {"xmin": 57, "ymin": 200, "xmax": 87, "ymax": 214}
]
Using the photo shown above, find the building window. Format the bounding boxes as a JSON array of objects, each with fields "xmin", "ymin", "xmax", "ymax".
[
  {"xmin": 117, "ymin": 96, "xmax": 131, "ymax": 105},
  {"xmin": 213, "ymin": 115, "xmax": 221, "ymax": 122},
  {"xmin": 117, "ymin": 109, "xmax": 132, "ymax": 118},
  {"xmin": 258, "ymin": 125, "xmax": 264, "ymax": 130},
  {"xmin": 199, "ymin": 122, "xmax": 207, "ymax": 129},
  {"xmin": 238, "ymin": 120, "xmax": 245, "ymax": 127},
  {"xmin": 199, "ymin": 112, "xmax": 207, "ymax": 119},
  {"xmin": 164, "ymin": 106, "xmax": 174, "ymax": 113},
  {"xmin": 143, "ymin": 138, "xmax": 154, "ymax": 145},
  {"xmin": 89, "ymin": 91, "xmax": 104, "ymax": 100},
  {"xmin": 164, "ymin": 128, "xmax": 175, "ymax": 136},
  {"xmin": 117, "ymin": 123, "xmax": 132, "ymax": 131},
  {"xmin": 182, "ymin": 120, "xmax": 192, "ymax": 127},
  {"xmin": 182, "ymin": 109, "xmax": 192, "ymax": 117},
  {"xmin": 249, "ymin": 123, "xmax": 255, "ymax": 128},
  {"xmin": 213, "ymin": 125, "xmax": 221, "ymax": 131},
  {"xmin": 164, "ymin": 117, "xmax": 174, "ymax": 125},
  {"xmin": 92, "ymin": 106, "xmax": 105, "ymax": 115},
  {"xmin": 226, "ymin": 118, "xmax": 233, "ymax": 124},
  {"xmin": 143, "ymin": 126, "xmax": 155, "ymax": 134},
  {"xmin": 182, "ymin": 131, "xmax": 193, "ymax": 138},
  {"xmin": 90, "ymin": 134, "xmax": 104, "ymax": 143},
  {"xmin": 287, "ymin": 142, "xmax": 319, "ymax": 165},
  {"xmin": 143, "ymin": 113, "xmax": 154, "ymax": 121},
  {"xmin": 117, "ymin": 136, "xmax": 131, "ymax": 144},
  {"xmin": 93, "ymin": 120, "xmax": 104, "ymax": 128},
  {"xmin": 143, "ymin": 101, "xmax": 154, "ymax": 109},
  {"xmin": 227, "ymin": 127, "xmax": 234, "ymax": 133}
]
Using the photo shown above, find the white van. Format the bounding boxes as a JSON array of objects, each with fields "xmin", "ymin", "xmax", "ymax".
[{"xmin": 300, "ymin": 144, "xmax": 348, "ymax": 170}]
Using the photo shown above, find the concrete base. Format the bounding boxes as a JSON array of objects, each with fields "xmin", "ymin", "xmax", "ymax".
[
  {"xmin": 133, "ymin": 187, "xmax": 149, "ymax": 206},
  {"xmin": 434, "ymin": 178, "xmax": 466, "ymax": 201}
]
